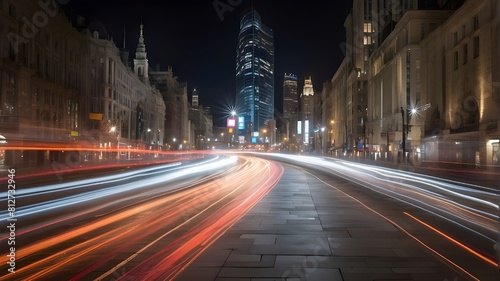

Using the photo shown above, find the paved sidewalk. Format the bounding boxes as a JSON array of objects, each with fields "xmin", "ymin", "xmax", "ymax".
[{"xmin": 176, "ymin": 166, "xmax": 466, "ymax": 281}]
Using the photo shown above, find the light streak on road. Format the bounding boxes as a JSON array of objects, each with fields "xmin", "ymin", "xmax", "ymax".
[
  {"xmin": 255, "ymin": 153, "xmax": 498, "ymax": 236},
  {"xmin": 0, "ymin": 156, "xmax": 232, "ymax": 221},
  {"xmin": 294, "ymin": 165, "xmax": 483, "ymax": 281},
  {"xmin": 244, "ymin": 152, "xmax": 499, "ymax": 278},
  {"xmin": 405, "ymin": 212, "xmax": 498, "ymax": 268},
  {"xmin": 0, "ymin": 155, "xmax": 283, "ymax": 281}
]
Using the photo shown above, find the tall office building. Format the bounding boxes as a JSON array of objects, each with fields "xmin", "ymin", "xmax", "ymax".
[
  {"xmin": 283, "ymin": 73, "xmax": 298, "ymax": 139},
  {"xmin": 236, "ymin": 8, "xmax": 274, "ymax": 137}
]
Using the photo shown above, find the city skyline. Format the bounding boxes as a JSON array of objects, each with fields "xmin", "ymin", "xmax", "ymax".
[{"xmin": 62, "ymin": 0, "xmax": 353, "ymax": 125}]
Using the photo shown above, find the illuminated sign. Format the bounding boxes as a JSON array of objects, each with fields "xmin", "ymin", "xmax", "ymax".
[
  {"xmin": 304, "ymin": 120, "xmax": 309, "ymax": 144},
  {"xmin": 227, "ymin": 118, "xmax": 236, "ymax": 128},
  {"xmin": 238, "ymin": 116, "xmax": 245, "ymax": 130},
  {"xmin": 297, "ymin": 121, "xmax": 302, "ymax": 134},
  {"xmin": 89, "ymin": 113, "xmax": 103, "ymax": 120}
]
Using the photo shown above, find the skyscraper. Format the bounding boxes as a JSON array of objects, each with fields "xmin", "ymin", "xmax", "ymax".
[
  {"xmin": 283, "ymin": 73, "xmax": 298, "ymax": 139},
  {"xmin": 236, "ymin": 8, "xmax": 274, "ymax": 137}
]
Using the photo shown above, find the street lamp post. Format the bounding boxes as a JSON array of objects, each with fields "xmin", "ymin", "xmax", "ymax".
[
  {"xmin": 146, "ymin": 128, "xmax": 151, "ymax": 148},
  {"xmin": 109, "ymin": 126, "xmax": 119, "ymax": 160}
]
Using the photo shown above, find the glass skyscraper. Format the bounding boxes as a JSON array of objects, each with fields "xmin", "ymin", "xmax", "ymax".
[{"xmin": 236, "ymin": 9, "xmax": 274, "ymax": 136}]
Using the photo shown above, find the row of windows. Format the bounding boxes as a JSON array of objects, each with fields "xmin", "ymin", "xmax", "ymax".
[
  {"xmin": 453, "ymin": 14, "xmax": 480, "ymax": 46},
  {"xmin": 34, "ymin": 89, "xmax": 75, "ymax": 109},
  {"xmin": 453, "ymin": 36, "xmax": 479, "ymax": 70}
]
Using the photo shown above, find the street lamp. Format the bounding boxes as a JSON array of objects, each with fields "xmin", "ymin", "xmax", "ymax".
[{"xmin": 109, "ymin": 126, "xmax": 119, "ymax": 160}]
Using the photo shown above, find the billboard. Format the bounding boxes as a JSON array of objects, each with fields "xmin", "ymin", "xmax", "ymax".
[
  {"xmin": 227, "ymin": 118, "xmax": 236, "ymax": 128},
  {"xmin": 238, "ymin": 116, "xmax": 245, "ymax": 130}
]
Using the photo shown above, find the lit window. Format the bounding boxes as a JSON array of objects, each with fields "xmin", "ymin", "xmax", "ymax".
[
  {"xmin": 364, "ymin": 36, "xmax": 372, "ymax": 45},
  {"xmin": 363, "ymin": 22, "xmax": 372, "ymax": 33}
]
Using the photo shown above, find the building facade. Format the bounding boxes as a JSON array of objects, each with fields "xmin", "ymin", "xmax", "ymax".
[
  {"xmin": 329, "ymin": 59, "xmax": 349, "ymax": 155},
  {"xmin": 84, "ymin": 23, "xmax": 165, "ymax": 156},
  {"xmin": 150, "ymin": 66, "xmax": 189, "ymax": 150},
  {"xmin": 235, "ymin": 8, "xmax": 274, "ymax": 138},
  {"xmin": 367, "ymin": 10, "xmax": 451, "ymax": 161},
  {"xmin": 328, "ymin": 0, "xmax": 499, "ymax": 166},
  {"xmin": 188, "ymin": 89, "xmax": 213, "ymax": 150},
  {"xmin": 0, "ymin": 1, "xmax": 166, "ymax": 166},
  {"xmin": 0, "ymin": 0, "xmax": 87, "ymax": 166},
  {"xmin": 419, "ymin": 0, "xmax": 500, "ymax": 166}
]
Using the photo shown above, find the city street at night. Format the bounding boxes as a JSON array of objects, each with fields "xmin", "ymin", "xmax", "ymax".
[
  {"xmin": 2, "ymin": 0, "xmax": 500, "ymax": 280},
  {"xmin": 1, "ymin": 153, "xmax": 499, "ymax": 280}
]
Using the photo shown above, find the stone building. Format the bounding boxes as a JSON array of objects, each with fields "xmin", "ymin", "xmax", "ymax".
[
  {"xmin": 329, "ymin": 59, "xmax": 349, "ymax": 155},
  {"xmin": 150, "ymin": 66, "xmax": 189, "ymax": 150},
  {"xmin": 82, "ymin": 22, "xmax": 165, "ymax": 157},
  {"xmin": 367, "ymin": 10, "xmax": 451, "ymax": 161},
  {"xmin": 0, "ymin": 1, "xmax": 166, "ymax": 166},
  {"xmin": 420, "ymin": 0, "xmax": 500, "ymax": 166},
  {"xmin": 0, "ymin": 0, "xmax": 87, "ymax": 166},
  {"xmin": 188, "ymin": 89, "xmax": 213, "ymax": 150},
  {"xmin": 327, "ymin": 0, "xmax": 499, "ymax": 166}
]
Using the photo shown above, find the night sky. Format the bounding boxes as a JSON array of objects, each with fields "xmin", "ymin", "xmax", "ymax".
[{"xmin": 62, "ymin": 0, "xmax": 353, "ymax": 125}]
